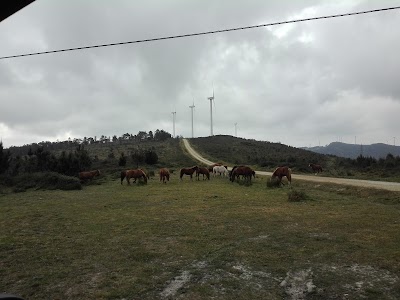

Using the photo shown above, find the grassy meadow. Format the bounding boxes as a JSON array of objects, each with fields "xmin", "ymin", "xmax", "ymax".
[{"xmin": 1, "ymin": 172, "xmax": 400, "ymax": 299}]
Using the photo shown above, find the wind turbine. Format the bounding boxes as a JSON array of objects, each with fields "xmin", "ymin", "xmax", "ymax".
[
  {"xmin": 189, "ymin": 100, "xmax": 195, "ymax": 138},
  {"xmin": 171, "ymin": 111, "xmax": 176, "ymax": 138},
  {"xmin": 207, "ymin": 87, "xmax": 215, "ymax": 136}
]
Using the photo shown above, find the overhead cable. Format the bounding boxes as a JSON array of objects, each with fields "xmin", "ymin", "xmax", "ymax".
[{"xmin": 1, "ymin": 6, "xmax": 399, "ymax": 60}]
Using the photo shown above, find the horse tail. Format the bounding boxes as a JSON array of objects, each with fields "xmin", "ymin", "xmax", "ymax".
[
  {"xmin": 287, "ymin": 168, "xmax": 292, "ymax": 184},
  {"xmin": 121, "ymin": 170, "xmax": 126, "ymax": 185},
  {"xmin": 142, "ymin": 170, "xmax": 148, "ymax": 183}
]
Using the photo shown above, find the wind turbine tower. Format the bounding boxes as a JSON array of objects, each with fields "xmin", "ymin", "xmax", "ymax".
[
  {"xmin": 207, "ymin": 88, "xmax": 215, "ymax": 136},
  {"xmin": 171, "ymin": 111, "xmax": 176, "ymax": 138},
  {"xmin": 189, "ymin": 102, "xmax": 195, "ymax": 138}
]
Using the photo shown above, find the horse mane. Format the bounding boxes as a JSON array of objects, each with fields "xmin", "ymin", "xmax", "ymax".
[{"xmin": 272, "ymin": 167, "xmax": 280, "ymax": 176}]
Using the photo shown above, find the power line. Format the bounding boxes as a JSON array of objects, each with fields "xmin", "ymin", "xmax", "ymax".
[{"xmin": 1, "ymin": 5, "xmax": 399, "ymax": 60}]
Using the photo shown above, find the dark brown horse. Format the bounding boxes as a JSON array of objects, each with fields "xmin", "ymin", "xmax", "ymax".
[
  {"xmin": 121, "ymin": 169, "xmax": 148, "ymax": 185},
  {"xmin": 230, "ymin": 166, "xmax": 254, "ymax": 182},
  {"xmin": 159, "ymin": 168, "xmax": 170, "ymax": 183},
  {"xmin": 309, "ymin": 163, "xmax": 323, "ymax": 174},
  {"xmin": 180, "ymin": 166, "xmax": 199, "ymax": 180},
  {"xmin": 79, "ymin": 169, "xmax": 100, "ymax": 182},
  {"xmin": 196, "ymin": 167, "xmax": 210, "ymax": 180},
  {"xmin": 271, "ymin": 166, "xmax": 292, "ymax": 185}
]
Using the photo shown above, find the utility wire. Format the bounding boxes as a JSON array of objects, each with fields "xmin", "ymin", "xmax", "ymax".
[{"xmin": 1, "ymin": 6, "xmax": 399, "ymax": 60}]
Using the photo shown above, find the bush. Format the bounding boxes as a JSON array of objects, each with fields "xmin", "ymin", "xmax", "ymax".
[
  {"xmin": 12, "ymin": 172, "xmax": 82, "ymax": 191},
  {"xmin": 145, "ymin": 150, "xmax": 158, "ymax": 165},
  {"xmin": 119, "ymin": 153, "xmax": 127, "ymax": 166},
  {"xmin": 287, "ymin": 190, "xmax": 308, "ymax": 202}
]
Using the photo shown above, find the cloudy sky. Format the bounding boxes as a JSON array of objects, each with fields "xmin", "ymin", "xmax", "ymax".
[{"xmin": 1, "ymin": 0, "xmax": 400, "ymax": 148}]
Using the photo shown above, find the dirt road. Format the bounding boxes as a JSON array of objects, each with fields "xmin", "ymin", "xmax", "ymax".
[{"xmin": 182, "ymin": 138, "xmax": 400, "ymax": 192}]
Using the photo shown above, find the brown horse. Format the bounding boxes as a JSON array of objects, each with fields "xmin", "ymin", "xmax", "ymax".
[
  {"xmin": 159, "ymin": 168, "xmax": 170, "ymax": 183},
  {"xmin": 196, "ymin": 167, "xmax": 210, "ymax": 180},
  {"xmin": 309, "ymin": 163, "xmax": 323, "ymax": 174},
  {"xmin": 230, "ymin": 166, "xmax": 254, "ymax": 182},
  {"xmin": 271, "ymin": 166, "xmax": 292, "ymax": 185},
  {"xmin": 79, "ymin": 169, "xmax": 100, "ymax": 182},
  {"xmin": 121, "ymin": 169, "xmax": 148, "ymax": 185},
  {"xmin": 180, "ymin": 166, "xmax": 199, "ymax": 180}
]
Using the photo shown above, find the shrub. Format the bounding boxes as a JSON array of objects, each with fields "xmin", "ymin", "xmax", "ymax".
[
  {"xmin": 145, "ymin": 150, "xmax": 158, "ymax": 165},
  {"xmin": 119, "ymin": 153, "xmax": 127, "ymax": 166},
  {"xmin": 12, "ymin": 172, "xmax": 82, "ymax": 191}
]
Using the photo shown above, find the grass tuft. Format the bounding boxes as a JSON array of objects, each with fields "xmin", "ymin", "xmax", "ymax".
[
  {"xmin": 287, "ymin": 189, "xmax": 308, "ymax": 202},
  {"xmin": 266, "ymin": 178, "xmax": 281, "ymax": 188}
]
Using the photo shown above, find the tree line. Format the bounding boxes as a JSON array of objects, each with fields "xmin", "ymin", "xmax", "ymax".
[
  {"xmin": 7, "ymin": 129, "xmax": 172, "ymax": 156},
  {"xmin": 0, "ymin": 129, "xmax": 171, "ymax": 178}
]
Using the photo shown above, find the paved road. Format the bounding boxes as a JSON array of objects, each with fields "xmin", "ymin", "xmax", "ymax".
[{"xmin": 182, "ymin": 138, "xmax": 400, "ymax": 192}]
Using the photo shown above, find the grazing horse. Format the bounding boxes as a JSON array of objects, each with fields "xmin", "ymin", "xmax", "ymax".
[
  {"xmin": 79, "ymin": 169, "xmax": 100, "ymax": 182},
  {"xmin": 208, "ymin": 163, "xmax": 223, "ymax": 172},
  {"xmin": 309, "ymin": 163, "xmax": 323, "ymax": 174},
  {"xmin": 159, "ymin": 168, "xmax": 170, "ymax": 183},
  {"xmin": 213, "ymin": 165, "xmax": 228, "ymax": 177},
  {"xmin": 196, "ymin": 167, "xmax": 210, "ymax": 180},
  {"xmin": 229, "ymin": 166, "xmax": 246, "ymax": 181},
  {"xmin": 271, "ymin": 166, "xmax": 292, "ymax": 185},
  {"xmin": 180, "ymin": 166, "xmax": 199, "ymax": 180},
  {"xmin": 121, "ymin": 169, "xmax": 148, "ymax": 185},
  {"xmin": 230, "ymin": 166, "xmax": 255, "ymax": 182}
]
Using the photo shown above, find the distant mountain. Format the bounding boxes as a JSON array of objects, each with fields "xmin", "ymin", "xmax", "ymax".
[{"xmin": 302, "ymin": 142, "xmax": 400, "ymax": 159}]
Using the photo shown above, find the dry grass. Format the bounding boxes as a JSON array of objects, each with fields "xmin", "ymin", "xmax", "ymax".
[{"xmin": 1, "ymin": 174, "xmax": 399, "ymax": 299}]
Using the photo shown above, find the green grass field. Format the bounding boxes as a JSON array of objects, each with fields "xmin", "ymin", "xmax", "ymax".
[{"xmin": 1, "ymin": 174, "xmax": 400, "ymax": 299}]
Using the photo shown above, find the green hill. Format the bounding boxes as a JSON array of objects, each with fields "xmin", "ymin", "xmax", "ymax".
[{"xmin": 188, "ymin": 135, "xmax": 333, "ymax": 173}]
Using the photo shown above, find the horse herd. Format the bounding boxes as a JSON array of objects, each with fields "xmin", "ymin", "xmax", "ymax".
[{"xmin": 78, "ymin": 163, "xmax": 322, "ymax": 186}]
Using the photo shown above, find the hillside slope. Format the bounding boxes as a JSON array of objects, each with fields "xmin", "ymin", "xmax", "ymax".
[{"xmin": 188, "ymin": 135, "xmax": 332, "ymax": 173}]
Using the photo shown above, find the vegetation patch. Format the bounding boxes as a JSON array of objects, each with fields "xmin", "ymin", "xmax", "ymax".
[
  {"xmin": 287, "ymin": 189, "xmax": 308, "ymax": 202},
  {"xmin": 11, "ymin": 172, "xmax": 82, "ymax": 191}
]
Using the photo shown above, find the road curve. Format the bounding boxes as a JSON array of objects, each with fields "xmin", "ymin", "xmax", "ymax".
[{"xmin": 182, "ymin": 138, "xmax": 400, "ymax": 192}]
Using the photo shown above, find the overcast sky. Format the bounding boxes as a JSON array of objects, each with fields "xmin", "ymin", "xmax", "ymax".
[{"xmin": 1, "ymin": 0, "xmax": 400, "ymax": 148}]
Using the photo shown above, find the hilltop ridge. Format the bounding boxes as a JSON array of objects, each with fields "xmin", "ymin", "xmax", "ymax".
[{"xmin": 302, "ymin": 142, "xmax": 400, "ymax": 159}]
